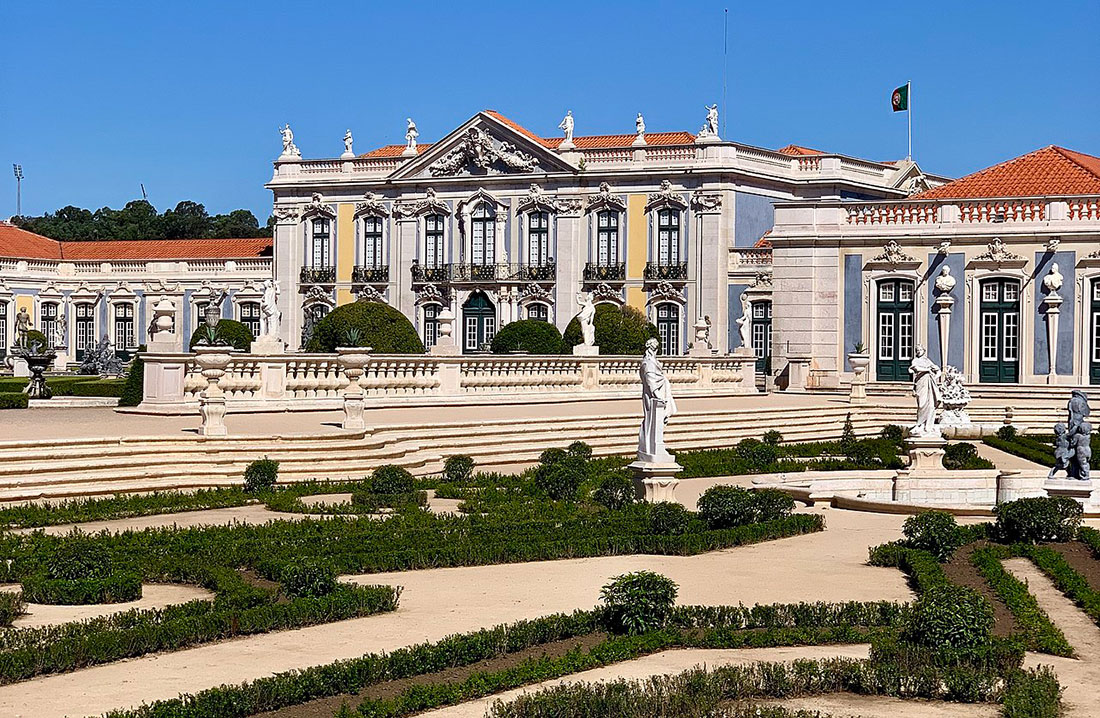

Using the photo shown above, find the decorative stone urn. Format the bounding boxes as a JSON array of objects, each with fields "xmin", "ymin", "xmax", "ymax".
[
  {"xmin": 847, "ymin": 352, "xmax": 871, "ymax": 404},
  {"xmin": 193, "ymin": 346, "xmax": 233, "ymax": 437},
  {"xmin": 12, "ymin": 346, "xmax": 58, "ymax": 400},
  {"xmin": 336, "ymin": 347, "xmax": 372, "ymax": 430}
]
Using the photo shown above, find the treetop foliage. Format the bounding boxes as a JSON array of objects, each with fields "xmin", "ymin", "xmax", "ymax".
[{"xmin": 13, "ymin": 200, "xmax": 273, "ymax": 241}]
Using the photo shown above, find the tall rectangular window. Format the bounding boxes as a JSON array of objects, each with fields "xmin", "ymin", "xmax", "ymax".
[
  {"xmin": 1003, "ymin": 313, "xmax": 1019, "ymax": 361},
  {"xmin": 0, "ymin": 303, "xmax": 7, "ymax": 350},
  {"xmin": 75, "ymin": 304, "xmax": 95, "ymax": 357},
  {"xmin": 114, "ymin": 303, "xmax": 135, "ymax": 349},
  {"xmin": 310, "ymin": 218, "xmax": 330, "ymax": 267},
  {"xmin": 423, "ymin": 305, "xmax": 440, "ymax": 348},
  {"xmin": 527, "ymin": 211, "xmax": 549, "ymax": 266},
  {"xmin": 240, "ymin": 302, "xmax": 261, "ymax": 338},
  {"xmin": 471, "ymin": 204, "xmax": 495, "ymax": 266},
  {"xmin": 425, "ymin": 214, "xmax": 445, "ymax": 268},
  {"xmin": 656, "ymin": 209, "xmax": 680, "ymax": 265},
  {"xmin": 878, "ymin": 314, "xmax": 894, "ymax": 360},
  {"xmin": 656, "ymin": 303, "xmax": 680, "ymax": 356},
  {"xmin": 40, "ymin": 303, "xmax": 58, "ymax": 347},
  {"xmin": 982, "ymin": 313, "xmax": 999, "ymax": 361},
  {"xmin": 363, "ymin": 216, "xmax": 383, "ymax": 269},
  {"xmin": 597, "ymin": 211, "xmax": 618, "ymax": 266}
]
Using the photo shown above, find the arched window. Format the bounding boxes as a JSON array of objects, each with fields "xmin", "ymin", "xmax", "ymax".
[
  {"xmin": 527, "ymin": 303, "xmax": 549, "ymax": 322},
  {"xmin": 1091, "ymin": 279, "xmax": 1100, "ymax": 385},
  {"xmin": 309, "ymin": 218, "xmax": 331, "ymax": 268},
  {"xmin": 876, "ymin": 279, "xmax": 915, "ymax": 381},
  {"xmin": 471, "ymin": 203, "xmax": 496, "ymax": 266},
  {"xmin": 114, "ymin": 303, "xmax": 135, "ymax": 351},
  {"xmin": 527, "ymin": 211, "xmax": 550, "ymax": 267},
  {"xmin": 656, "ymin": 303, "xmax": 680, "ymax": 356},
  {"xmin": 751, "ymin": 300, "xmax": 772, "ymax": 373},
  {"xmin": 362, "ymin": 216, "xmax": 384, "ymax": 269},
  {"xmin": 239, "ymin": 302, "xmax": 261, "ymax": 338},
  {"xmin": 979, "ymin": 278, "xmax": 1020, "ymax": 384},
  {"xmin": 75, "ymin": 304, "xmax": 95, "ymax": 360},
  {"xmin": 597, "ymin": 211, "xmax": 619, "ymax": 266},
  {"xmin": 656, "ymin": 209, "xmax": 680, "ymax": 265},
  {"xmin": 40, "ymin": 302, "xmax": 58, "ymax": 347},
  {"xmin": 422, "ymin": 304, "xmax": 441, "ymax": 348},
  {"xmin": 424, "ymin": 214, "xmax": 445, "ymax": 268}
]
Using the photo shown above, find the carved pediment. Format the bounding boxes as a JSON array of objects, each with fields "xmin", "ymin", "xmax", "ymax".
[
  {"xmin": 866, "ymin": 240, "xmax": 920, "ymax": 270},
  {"xmin": 586, "ymin": 182, "xmax": 627, "ymax": 213},
  {"xmin": 427, "ymin": 127, "xmax": 538, "ymax": 177},
  {"xmin": 647, "ymin": 281, "xmax": 686, "ymax": 305},
  {"xmin": 968, "ymin": 237, "xmax": 1027, "ymax": 270},
  {"xmin": 516, "ymin": 184, "xmax": 557, "ymax": 214},
  {"xmin": 301, "ymin": 285, "xmax": 335, "ymax": 307},
  {"xmin": 301, "ymin": 193, "xmax": 336, "ymax": 220},
  {"xmin": 354, "ymin": 192, "xmax": 390, "ymax": 218},
  {"xmin": 393, "ymin": 188, "xmax": 450, "ymax": 219},
  {"xmin": 645, "ymin": 180, "xmax": 687, "ymax": 212},
  {"xmin": 591, "ymin": 282, "xmax": 624, "ymax": 305}
]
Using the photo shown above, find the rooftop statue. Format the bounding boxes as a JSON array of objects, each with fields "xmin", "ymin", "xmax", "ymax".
[{"xmin": 558, "ymin": 110, "xmax": 574, "ymax": 144}]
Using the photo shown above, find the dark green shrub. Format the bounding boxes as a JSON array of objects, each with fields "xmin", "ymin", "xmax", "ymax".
[
  {"xmin": 305, "ymin": 301, "xmax": 424, "ymax": 353},
  {"xmin": 762, "ymin": 430, "xmax": 783, "ymax": 446},
  {"xmin": 841, "ymin": 413, "xmax": 857, "ymax": 447},
  {"xmin": 994, "ymin": 497, "xmax": 1082, "ymax": 544},
  {"xmin": 902, "ymin": 511, "xmax": 962, "ymax": 561},
  {"xmin": 599, "ymin": 571, "xmax": 678, "ymax": 635},
  {"xmin": 562, "ymin": 304, "xmax": 658, "ymax": 355},
  {"xmin": 593, "ymin": 471, "xmax": 635, "ymax": 510},
  {"xmin": 370, "ymin": 465, "xmax": 415, "ymax": 495},
  {"xmin": 649, "ymin": 502, "xmax": 693, "ymax": 536},
  {"xmin": 24, "ymin": 329, "xmax": 49, "ymax": 349},
  {"xmin": 490, "ymin": 320, "xmax": 564, "ymax": 354},
  {"xmin": 0, "ymin": 592, "xmax": 25, "ymax": 626},
  {"xmin": 733, "ymin": 438, "xmax": 779, "ymax": 467},
  {"xmin": 567, "ymin": 441, "xmax": 593, "ymax": 461},
  {"xmin": 189, "ymin": 319, "xmax": 254, "ymax": 351},
  {"xmin": 443, "ymin": 455, "xmax": 475, "ymax": 483},
  {"xmin": 1002, "ymin": 667, "xmax": 1063, "ymax": 718},
  {"xmin": 118, "ymin": 350, "xmax": 145, "ymax": 407},
  {"xmin": 753, "ymin": 489, "xmax": 795, "ymax": 522},
  {"xmin": 880, "ymin": 424, "xmax": 905, "ymax": 442},
  {"xmin": 997, "ymin": 425, "xmax": 1018, "ymax": 441},
  {"xmin": 697, "ymin": 485, "xmax": 758, "ymax": 529},
  {"xmin": 533, "ymin": 457, "xmax": 587, "ymax": 501},
  {"xmin": 942, "ymin": 442, "xmax": 995, "ymax": 470},
  {"xmin": 243, "ymin": 458, "xmax": 279, "ymax": 493},
  {"xmin": 0, "ymin": 393, "xmax": 28, "ymax": 410},
  {"xmin": 47, "ymin": 535, "xmax": 113, "ymax": 580},
  {"xmin": 70, "ymin": 378, "xmax": 126, "ymax": 397},
  {"xmin": 21, "ymin": 572, "xmax": 142, "ymax": 605},
  {"xmin": 280, "ymin": 559, "xmax": 338, "ymax": 598},
  {"xmin": 538, "ymin": 447, "xmax": 568, "ymax": 465},
  {"xmin": 903, "ymin": 584, "xmax": 994, "ymax": 650}
]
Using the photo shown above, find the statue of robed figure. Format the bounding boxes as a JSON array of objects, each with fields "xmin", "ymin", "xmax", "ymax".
[
  {"xmin": 638, "ymin": 337, "xmax": 677, "ymax": 463},
  {"xmin": 909, "ymin": 346, "xmax": 942, "ymax": 438}
]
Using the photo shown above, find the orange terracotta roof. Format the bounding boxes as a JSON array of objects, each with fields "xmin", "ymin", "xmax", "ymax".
[
  {"xmin": 360, "ymin": 143, "xmax": 434, "ymax": 158},
  {"xmin": 914, "ymin": 145, "xmax": 1100, "ymax": 200},
  {"xmin": 776, "ymin": 144, "xmax": 826, "ymax": 156},
  {"xmin": 0, "ymin": 224, "xmax": 272, "ymax": 261},
  {"xmin": 484, "ymin": 110, "xmax": 560, "ymax": 148}
]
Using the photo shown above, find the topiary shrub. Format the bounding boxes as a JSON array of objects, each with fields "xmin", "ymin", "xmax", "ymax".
[
  {"xmin": 443, "ymin": 455, "xmax": 475, "ymax": 484},
  {"xmin": 0, "ymin": 393, "xmax": 29, "ymax": 410},
  {"xmin": 189, "ymin": 319, "xmax": 254, "ymax": 351},
  {"xmin": 943, "ymin": 442, "xmax": 994, "ymax": 470},
  {"xmin": 567, "ymin": 441, "xmax": 593, "ymax": 461},
  {"xmin": 649, "ymin": 502, "xmax": 693, "ymax": 535},
  {"xmin": 697, "ymin": 485, "xmax": 758, "ymax": 529},
  {"xmin": 732, "ymin": 438, "xmax": 779, "ymax": 468},
  {"xmin": 593, "ymin": 471, "xmax": 635, "ymax": 510},
  {"xmin": 490, "ymin": 320, "xmax": 564, "ymax": 355},
  {"xmin": 600, "ymin": 571, "xmax": 678, "ymax": 635},
  {"xmin": 243, "ymin": 458, "xmax": 279, "ymax": 493},
  {"xmin": 47, "ymin": 536, "xmax": 112, "ymax": 580},
  {"xmin": 880, "ymin": 425, "xmax": 905, "ymax": 442},
  {"xmin": 117, "ymin": 346, "xmax": 146, "ymax": 407},
  {"xmin": 22, "ymin": 329, "xmax": 49, "ymax": 349},
  {"xmin": 762, "ymin": 430, "xmax": 783, "ymax": 446},
  {"xmin": 903, "ymin": 510, "xmax": 963, "ymax": 561},
  {"xmin": 562, "ymin": 304, "xmax": 658, "ymax": 355},
  {"xmin": 370, "ymin": 465, "xmax": 415, "ymax": 495},
  {"xmin": 23, "ymin": 535, "xmax": 142, "ymax": 605},
  {"xmin": 538, "ymin": 447, "xmax": 568, "ymax": 466},
  {"xmin": 997, "ymin": 425, "xmax": 1018, "ymax": 441},
  {"xmin": 753, "ymin": 489, "xmax": 795, "ymax": 522},
  {"xmin": 305, "ymin": 301, "xmax": 424, "ymax": 353},
  {"xmin": 279, "ymin": 559, "xmax": 337, "ymax": 598},
  {"xmin": 903, "ymin": 584, "xmax": 993, "ymax": 650},
  {"xmin": 533, "ymin": 456, "xmax": 587, "ymax": 501},
  {"xmin": 993, "ymin": 497, "xmax": 1082, "ymax": 544}
]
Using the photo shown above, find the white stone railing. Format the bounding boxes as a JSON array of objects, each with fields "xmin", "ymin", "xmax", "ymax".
[{"xmin": 139, "ymin": 351, "xmax": 758, "ymax": 413}]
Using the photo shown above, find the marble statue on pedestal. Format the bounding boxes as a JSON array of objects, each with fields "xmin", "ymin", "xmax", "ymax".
[
  {"xmin": 558, "ymin": 111, "xmax": 574, "ymax": 144},
  {"xmin": 279, "ymin": 124, "xmax": 300, "ymax": 158},
  {"xmin": 934, "ymin": 266, "xmax": 956, "ymax": 293},
  {"xmin": 698, "ymin": 104, "xmax": 720, "ymax": 138},
  {"xmin": 405, "ymin": 118, "xmax": 419, "ymax": 152},
  {"xmin": 737, "ymin": 294, "xmax": 751, "ymax": 349},
  {"xmin": 577, "ymin": 292, "xmax": 596, "ymax": 347},
  {"xmin": 638, "ymin": 337, "xmax": 677, "ymax": 463},
  {"xmin": 52, "ymin": 314, "xmax": 67, "ymax": 349},
  {"xmin": 635, "ymin": 113, "xmax": 645, "ymax": 137},
  {"xmin": 937, "ymin": 365, "xmax": 972, "ymax": 429},
  {"xmin": 14, "ymin": 308, "xmax": 31, "ymax": 347},
  {"xmin": 909, "ymin": 346, "xmax": 942, "ymax": 437},
  {"xmin": 1064, "ymin": 390, "xmax": 1093, "ymax": 481},
  {"xmin": 260, "ymin": 279, "xmax": 281, "ymax": 338},
  {"xmin": 1043, "ymin": 263, "xmax": 1064, "ymax": 293},
  {"xmin": 342, "ymin": 129, "xmax": 354, "ymax": 157}
]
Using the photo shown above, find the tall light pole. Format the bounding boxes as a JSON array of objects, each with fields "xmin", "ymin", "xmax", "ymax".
[{"xmin": 12, "ymin": 165, "xmax": 23, "ymax": 217}]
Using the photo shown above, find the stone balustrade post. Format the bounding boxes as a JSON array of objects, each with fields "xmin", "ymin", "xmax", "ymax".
[
  {"xmin": 193, "ymin": 347, "xmax": 232, "ymax": 437},
  {"xmin": 581, "ymin": 357, "xmax": 599, "ymax": 391},
  {"xmin": 437, "ymin": 358, "xmax": 461, "ymax": 395},
  {"xmin": 139, "ymin": 353, "xmax": 189, "ymax": 408},
  {"xmin": 337, "ymin": 347, "xmax": 371, "ymax": 430}
]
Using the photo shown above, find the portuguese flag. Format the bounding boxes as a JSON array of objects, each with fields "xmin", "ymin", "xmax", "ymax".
[{"xmin": 891, "ymin": 83, "xmax": 909, "ymax": 112}]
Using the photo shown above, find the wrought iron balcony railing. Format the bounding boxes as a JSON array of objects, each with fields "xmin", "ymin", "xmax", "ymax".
[
  {"xmin": 299, "ymin": 266, "xmax": 336, "ymax": 284},
  {"xmin": 352, "ymin": 266, "xmax": 390, "ymax": 284},
  {"xmin": 411, "ymin": 263, "xmax": 452, "ymax": 284},
  {"xmin": 412, "ymin": 263, "xmax": 558, "ymax": 284},
  {"xmin": 514, "ymin": 261, "xmax": 556, "ymax": 282},
  {"xmin": 583, "ymin": 262, "xmax": 626, "ymax": 282},
  {"xmin": 643, "ymin": 261, "xmax": 689, "ymax": 281}
]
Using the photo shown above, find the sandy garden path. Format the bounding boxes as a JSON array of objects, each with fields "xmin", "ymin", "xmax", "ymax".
[
  {"xmin": 0, "ymin": 583, "xmax": 214, "ymax": 628},
  {"xmin": 0, "ymin": 506, "xmax": 914, "ymax": 718}
]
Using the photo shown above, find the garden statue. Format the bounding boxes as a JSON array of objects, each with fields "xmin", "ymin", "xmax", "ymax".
[
  {"xmin": 1063, "ymin": 390, "xmax": 1093, "ymax": 480},
  {"xmin": 699, "ymin": 104, "xmax": 720, "ymax": 137},
  {"xmin": 577, "ymin": 292, "xmax": 596, "ymax": 347},
  {"xmin": 936, "ymin": 365, "xmax": 972, "ymax": 429},
  {"xmin": 52, "ymin": 314, "xmax": 67, "ymax": 349},
  {"xmin": 909, "ymin": 346, "xmax": 942, "ymax": 438},
  {"xmin": 279, "ymin": 123, "xmax": 300, "ymax": 158},
  {"xmin": 342, "ymin": 128, "xmax": 354, "ymax": 157},
  {"xmin": 14, "ymin": 307, "xmax": 31, "ymax": 347},
  {"xmin": 260, "ymin": 279, "xmax": 281, "ymax": 338},
  {"xmin": 405, "ymin": 118, "xmax": 419, "ymax": 152},
  {"xmin": 79, "ymin": 334, "xmax": 124, "ymax": 376},
  {"xmin": 737, "ymin": 294, "xmax": 752, "ymax": 349},
  {"xmin": 638, "ymin": 337, "xmax": 677, "ymax": 463},
  {"xmin": 635, "ymin": 113, "xmax": 645, "ymax": 138},
  {"xmin": 301, "ymin": 311, "xmax": 317, "ymax": 348},
  {"xmin": 1049, "ymin": 424, "xmax": 1072, "ymax": 479},
  {"xmin": 1073, "ymin": 422, "xmax": 1092, "ymax": 481}
]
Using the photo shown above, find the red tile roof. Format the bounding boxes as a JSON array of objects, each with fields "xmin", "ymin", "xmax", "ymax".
[
  {"xmin": 0, "ymin": 224, "xmax": 272, "ymax": 261},
  {"xmin": 776, "ymin": 144, "xmax": 826, "ymax": 156},
  {"xmin": 914, "ymin": 145, "xmax": 1100, "ymax": 200},
  {"xmin": 360, "ymin": 144, "xmax": 434, "ymax": 158}
]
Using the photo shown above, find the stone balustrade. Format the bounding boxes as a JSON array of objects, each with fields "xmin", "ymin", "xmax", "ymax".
[{"xmin": 138, "ymin": 350, "xmax": 758, "ymax": 413}]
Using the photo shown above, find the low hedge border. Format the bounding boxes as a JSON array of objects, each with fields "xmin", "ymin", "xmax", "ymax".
[
  {"xmin": 350, "ymin": 490, "xmax": 429, "ymax": 512},
  {"xmin": 0, "ymin": 393, "xmax": 28, "ymax": 410},
  {"xmin": 1022, "ymin": 544, "xmax": 1100, "ymax": 628},
  {"xmin": 0, "ymin": 592, "xmax": 26, "ymax": 627},
  {"xmin": 983, "ymin": 435, "xmax": 1057, "ymax": 467},
  {"xmin": 20, "ymin": 572, "xmax": 142, "ymax": 605}
]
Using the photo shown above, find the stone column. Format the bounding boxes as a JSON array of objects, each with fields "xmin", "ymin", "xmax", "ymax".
[
  {"xmin": 193, "ymin": 347, "xmax": 232, "ymax": 437},
  {"xmin": 934, "ymin": 294, "xmax": 954, "ymax": 367},
  {"xmin": 1043, "ymin": 293, "xmax": 1063, "ymax": 377},
  {"xmin": 553, "ymin": 205, "xmax": 583, "ymax": 333},
  {"xmin": 691, "ymin": 193, "xmax": 726, "ymax": 354},
  {"xmin": 273, "ymin": 211, "xmax": 301, "ymax": 349},
  {"xmin": 395, "ymin": 216, "xmax": 419, "ymax": 322}
]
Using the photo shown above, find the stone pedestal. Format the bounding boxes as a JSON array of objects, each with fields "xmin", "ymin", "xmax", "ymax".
[
  {"xmin": 573, "ymin": 344, "xmax": 599, "ymax": 356},
  {"xmin": 904, "ymin": 435, "xmax": 948, "ymax": 475},
  {"xmin": 1043, "ymin": 478, "xmax": 1099, "ymax": 510},
  {"xmin": 784, "ymin": 353, "xmax": 813, "ymax": 391},
  {"xmin": 11, "ymin": 357, "xmax": 29, "ymax": 378},
  {"xmin": 194, "ymin": 347, "xmax": 232, "ymax": 438},
  {"xmin": 847, "ymin": 353, "xmax": 870, "ymax": 404},
  {"xmin": 628, "ymin": 460, "xmax": 683, "ymax": 503},
  {"xmin": 337, "ymin": 347, "xmax": 371, "ymax": 431},
  {"xmin": 251, "ymin": 335, "xmax": 286, "ymax": 354}
]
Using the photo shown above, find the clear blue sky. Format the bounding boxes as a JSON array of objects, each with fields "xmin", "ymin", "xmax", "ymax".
[{"xmin": 1, "ymin": 0, "xmax": 1097, "ymax": 221}]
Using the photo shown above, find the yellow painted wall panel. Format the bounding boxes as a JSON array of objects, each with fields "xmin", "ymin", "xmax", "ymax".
[
  {"xmin": 626, "ymin": 286, "xmax": 646, "ymax": 312},
  {"xmin": 336, "ymin": 289, "xmax": 355, "ymax": 307},
  {"xmin": 626, "ymin": 194, "xmax": 647, "ymax": 279},
  {"xmin": 15, "ymin": 296, "xmax": 33, "ymax": 317},
  {"xmin": 336, "ymin": 203, "xmax": 355, "ymax": 282}
]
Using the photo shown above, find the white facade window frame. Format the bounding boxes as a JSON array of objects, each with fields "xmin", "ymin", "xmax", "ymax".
[
  {"xmin": 1076, "ymin": 269, "xmax": 1100, "ymax": 384},
  {"xmin": 458, "ymin": 188, "xmax": 507, "ymax": 268},
  {"xmin": 862, "ymin": 269, "xmax": 925, "ymax": 383},
  {"xmin": 966, "ymin": 268, "xmax": 1031, "ymax": 385}
]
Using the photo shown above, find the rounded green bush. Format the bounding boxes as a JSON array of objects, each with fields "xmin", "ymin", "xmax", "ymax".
[
  {"xmin": 47, "ymin": 536, "xmax": 112, "ymax": 580},
  {"xmin": 600, "ymin": 570, "xmax": 679, "ymax": 635},
  {"xmin": 443, "ymin": 455, "xmax": 475, "ymax": 483},
  {"xmin": 904, "ymin": 584, "xmax": 993, "ymax": 650},
  {"xmin": 243, "ymin": 458, "xmax": 279, "ymax": 494},
  {"xmin": 696, "ymin": 485, "xmax": 758, "ymax": 529},
  {"xmin": 538, "ymin": 447, "xmax": 569, "ymax": 465},
  {"xmin": 593, "ymin": 471, "xmax": 635, "ymax": 510},
  {"xmin": 23, "ymin": 329, "xmax": 50, "ymax": 350},
  {"xmin": 490, "ymin": 320, "xmax": 564, "ymax": 355},
  {"xmin": 903, "ymin": 511, "xmax": 963, "ymax": 561},
  {"xmin": 733, "ymin": 438, "xmax": 779, "ymax": 467},
  {"xmin": 753, "ymin": 489, "xmax": 795, "ymax": 522},
  {"xmin": 993, "ymin": 497, "xmax": 1082, "ymax": 544},
  {"xmin": 279, "ymin": 559, "xmax": 337, "ymax": 598},
  {"xmin": 567, "ymin": 441, "xmax": 593, "ymax": 461},
  {"xmin": 305, "ymin": 301, "xmax": 424, "ymax": 353},
  {"xmin": 21, "ymin": 572, "xmax": 142, "ymax": 605},
  {"xmin": 996, "ymin": 425, "xmax": 1018, "ymax": 441},
  {"xmin": 370, "ymin": 465, "xmax": 415, "ymax": 495},
  {"xmin": 533, "ymin": 456, "xmax": 587, "ymax": 501},
  {"xmin": 762, "ymin": 430, "xmax": 783, "ymax": 446},
  {"xmin": 649, "ymin": 502, "xmax": 693, "ymax": 536},
  {"xmin": 562, "ymin": 304, "xmax": 658, "ymax": 355},
  {"xmin": 880, "ymin": 425, "xmax": 905, "ymax": 442},
  {"xmin": 189, "ymin": 319, "xmax": 254, "ymax": 351}
]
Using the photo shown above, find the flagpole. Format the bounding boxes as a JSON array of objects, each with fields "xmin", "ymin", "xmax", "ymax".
[{"xmin": 907, "ymin": 80, "xmax": 912, "ymax": 161}]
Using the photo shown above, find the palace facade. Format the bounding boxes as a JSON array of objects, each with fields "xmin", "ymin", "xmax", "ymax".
[
  {"xmin": 267, "ymin": 110, "xmax": 941, "ymax": 357},
  {"xmin": 0, "ymin": 223, "xmax": 272, "ymax": 367},
  {"xmin": 769, "ymin": 145, "xmax": 1100, "ymax": 388}
]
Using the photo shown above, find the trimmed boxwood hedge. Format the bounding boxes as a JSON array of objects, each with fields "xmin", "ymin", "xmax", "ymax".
[
  {"xmin": 491, "ymin": 320, "xmax": 565, "ymax": 354},
  {"xmin": 305, "ymin": 301, "xmax": 424, "ymax": 353},
  {"xmin": 0, "ymin": 393, "xmax": 28, "ymax": 410},
  {"xmin": 21, "ymin": 572, "xmax": 142, "ymax": 605},
  {"xmin": 562, "ymin": 304, "xmax": 658, "ymax": 355},
  {"xmin": 118, "ymin": 352, "xmax": 145, "ymax": 407},
  {"xmin": 189, "ymin": 319, "xmax": 254, "ymax": 351}
]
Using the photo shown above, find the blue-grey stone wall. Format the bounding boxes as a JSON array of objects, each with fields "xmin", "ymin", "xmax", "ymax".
[
  {"xmin": 1034, "ymin": 250, "xmax": 1076, "ymax": 375},
  {"xmin": 842, "ymin": 254, "xmax": 862, "ymax": 371},
  {"xmin": 733, "ymin": 192, "xmax": 775, "ymax": 248}
]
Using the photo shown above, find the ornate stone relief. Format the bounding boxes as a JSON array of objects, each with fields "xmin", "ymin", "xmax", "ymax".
[
  {"xmin": 586, "ymin": 182, "xmax": 627, "ymax": 212},
  {"xmin": 1045, "ymin": 237, "xmax": 1061, "ymax": 253},
  {"xmin": 302, "ymin": 285, "xmax": 335, "ymax": 308},
  {"xmin": 393, "ymin": 188, "xmax": 450, "ymax": 218},
  {"xmin": 645, "ymin": 180, "xmax": 687, "ymax": 211},
  {"xmin": 647, "ymin": 281, "xmax": 686, "ymax": 305},
  {"xmin": 554, "ymin": 197, "xmax": 584, "ymax": 216},
  {"xmin": 355, "ymin": 285, "xmax": 387, "ymax": 304},
  {"xmin": 937, "ymin": 240, "xmax": 952, "ymax": 255},
  {"xmin": 752, "ymin": 271, "xmax": 773, "ymax": 289},
  {"xmin": 145, "ymin": 278, "xmax": 183, "ymax": 293},
  {"xmin": 301, "ymin": 193, "xmax": 336, "ymax": 220},
  {"xmin": 590, "ymin": 282, "xmax": 624, "ymax": 305},
  {"xmin": 690, "ymin": 192, "xmax": 722, "ymax": 212},
  {"xmin": 428, "ymin": 127, "xmax": 538, "ymax": 177},
  {"xmin": 272, "ymin": 205, "xmax": 300, "ymax": 222},
  {"xmin": 1088, "ymin": 248, "xmax": 1100, "ymax": 259},
  {"xmin": 520, "ymin": 283, "xmax": 554, "ymax": 303},
  {"xmin": 972, "ymin": 237, "xmax": 1025, "ymax": 267},
  {"xmin": 871, "ymin": 240, "xmax": 917, "ymax": 267},
  {"xmin": 516, "ymin": 183, "xmax": 557, "ymax": 214},
  {"xmin": 354, "ymin": 191, "xmax": 390, "ymax": 218},
  {"xmin": 415, "ymin": 283, "xmax": 447, "ymax": 306}
]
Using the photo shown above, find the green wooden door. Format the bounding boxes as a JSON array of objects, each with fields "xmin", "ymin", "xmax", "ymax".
[
  {"xmin": 979, "ymin": 278, "xmax": 1021, "ymax": 384},
  {"xmin": 751, "ymin": 300, "xmax": 772, "ymax": 373},
  {"xmin": 875, "ymin": 279, "xmax": 915, "ymax": 381},
  {"xmin": 1091, "ymin": 280, "xmax": 1100, "ymax": 385},
  {"xmin": 462, "ymin": 291, "xmax": 496, "ymax": 354}
]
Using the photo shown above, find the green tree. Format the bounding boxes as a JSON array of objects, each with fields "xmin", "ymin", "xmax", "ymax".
[
  {"xmin": 562, "ymin": 304, "xmax": 658, "ymax": 355},
  {"xmin": 163, "ymin": 201, "xmax": 212, "ymax": 239},
  {"xmin": 211, "ymin": 209, "xmax": 263, "ymax": 238}
]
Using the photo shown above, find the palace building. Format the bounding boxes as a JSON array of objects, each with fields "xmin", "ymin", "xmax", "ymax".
[
  {"xmin": 769, "ymin": 145, "xmax": 1100, "ymax": 389},
  {"xmin": 266, "ymin": 110, "xmax": 942, "ymax": 357},
  {"xmin": 0, "ymin": 222, "xmax": 272, "ymax": 366}
]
